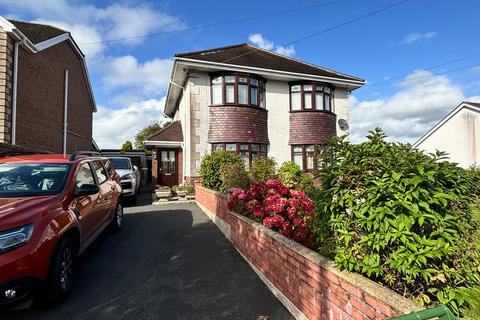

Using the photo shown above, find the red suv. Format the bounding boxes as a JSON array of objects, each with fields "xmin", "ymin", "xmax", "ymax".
[{"xmin": 0, "ymin": 152, "xmax": 123, "ymax": 307}]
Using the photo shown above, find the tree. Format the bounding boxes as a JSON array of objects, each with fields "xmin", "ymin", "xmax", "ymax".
[
  {"xmin": 121, "ymin": 140, "xmax": 133, "ymax": 152},
  {"xmin": 134, "ymin": 120, "xmax": 171, "ymax": 150}
]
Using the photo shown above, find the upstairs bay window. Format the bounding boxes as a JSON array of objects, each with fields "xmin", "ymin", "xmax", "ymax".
[
  {"xmin": 290, "ymin": 83, "xmax": 333, "ymax": 112},
  {"xmin": 210, "ymin": 74, "xmax": 266, "ymax": 108}
]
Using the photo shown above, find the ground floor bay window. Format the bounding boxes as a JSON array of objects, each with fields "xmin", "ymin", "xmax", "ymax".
[
  {"xmin": 291, "ymin": 145, "xmax": 324, "ymax": 171},
  {"xmin": 212, "ymin": 143, "xmax": 267, "ymax": 166}
]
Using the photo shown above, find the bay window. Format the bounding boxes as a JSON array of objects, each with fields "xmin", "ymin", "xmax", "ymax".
[
  {"xmin": 212, "ymin": 143, "xmax": 268, "ymax": 166},
  {"xmin": 210, "ymin": 73, "xmax": 266, "ymax": 108},
  {"xmin": 289, "ymin": 83, "xmax": 333, "ymax": 112},
  {"xmin": 291, "ymin": 145, "xmax": 324, "ymax": 171}
]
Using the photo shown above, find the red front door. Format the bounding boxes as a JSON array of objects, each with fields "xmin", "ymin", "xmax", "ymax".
[{"xmin": 159, "ymin": 149, "xmax": 177, "ymax": 187}]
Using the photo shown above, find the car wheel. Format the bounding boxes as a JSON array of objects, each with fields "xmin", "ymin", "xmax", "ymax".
[
  {"xmin": 110, "ymin": 201, "xmax": 124, "ymax": 231},
  {"xmin": 46, "ymin": 237, "xmax": 76, "ymax": 304}
]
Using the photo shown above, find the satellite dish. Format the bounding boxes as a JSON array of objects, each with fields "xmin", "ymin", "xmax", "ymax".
[{"xmin": 338, "ymin": 119, "xmax": 349, "ymax": 131}]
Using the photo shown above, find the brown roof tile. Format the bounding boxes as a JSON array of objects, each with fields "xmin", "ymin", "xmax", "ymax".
[
  {"xmin": 175, "ymin": 43, "xmax": 364, "ymax": 82},
  {"xmin": 8, "ymin": 20, "xmax": 67, "ymax": 44},
  {"xmin": 147, "ymin": 121, "xmax": 183, "ymax": 142}
]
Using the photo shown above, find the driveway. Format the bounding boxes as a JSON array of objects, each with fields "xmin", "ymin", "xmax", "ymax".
[{"xmin": 3, "ymin": 192, "xmax": 293, "ymax": 320}]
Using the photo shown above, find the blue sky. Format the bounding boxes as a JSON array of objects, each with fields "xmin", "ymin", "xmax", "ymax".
[{"xmin": 1, "ymin": 0, "xmax": 479, "ymax": 148}]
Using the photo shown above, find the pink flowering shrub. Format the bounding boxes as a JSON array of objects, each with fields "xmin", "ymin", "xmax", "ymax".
[{"xmin": 228, "ymin": 179, "xmax": 316, "ymax": 248}]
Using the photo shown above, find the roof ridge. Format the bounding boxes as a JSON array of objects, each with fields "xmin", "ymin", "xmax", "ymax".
[
  {"xmin": 7, "ymin": 19, "xmax": 69, "ymax": 33},
  {"xmin": 175, "ymin": 43, "xmax": 249, "ymax": 58},
  {"xmin": 246, "ymin": 43, "xmax": 365, "ymax": 82}
]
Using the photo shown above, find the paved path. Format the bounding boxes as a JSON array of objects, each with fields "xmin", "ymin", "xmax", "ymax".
[{"xmin": 3, "ymin": 193, "xmax": 293, "ymax": 320}]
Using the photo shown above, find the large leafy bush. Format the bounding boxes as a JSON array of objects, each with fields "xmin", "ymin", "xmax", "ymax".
[
  {"xmin": 219, "ymin": 163, "xmax": 250, "ymax": 193},
  {"xmin": 249, "ymin": 157, "xmax": 277, "ymax": 182},
  {"xmin": 199, "ymin": 151, "xmax": 244, "ymax": 191},
  {"xmin": 229, "ymin": 179, "xmax": 316, "ymax": 248},
  {"xmin": 314, "ymin": 128, "xmax": 480, "ymax": 315},
  {"xmin": 278, "ymin": 161, "xmax": 303, "ymax": 188}
]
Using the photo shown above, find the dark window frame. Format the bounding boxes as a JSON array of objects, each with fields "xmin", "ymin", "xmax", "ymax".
[
  {"xmin": 289, "ymin": 82, "xmax": 334, "ymax": 112},
  {"xmin": 210, "ymin": 72, "xmax": 266, "ymax": 109},
  {"xmin": 211, "ymin": 143, "xmax": 268, "ymax": 166},
  {"xmin": 290, "ymin": 144, "xmax": 324, "ymax": 172}
]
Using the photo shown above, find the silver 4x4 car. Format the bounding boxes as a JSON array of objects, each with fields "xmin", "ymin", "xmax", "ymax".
[{"xmin": 108, "ymin": 157, "xmax": 140, "ymax": 202}]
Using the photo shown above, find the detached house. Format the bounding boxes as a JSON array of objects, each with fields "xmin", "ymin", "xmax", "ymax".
[
  {"xmin": 0, "ymin": 17, "xmax": 96, "ymax": 154},
  {"xmin": 145, "ymin": 44, "xmax": 364, "ymax": 187}
]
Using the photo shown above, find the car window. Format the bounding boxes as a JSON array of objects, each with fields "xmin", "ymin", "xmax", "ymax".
[
  {"xmin": 91, "ymin": 161, "xmax": 107, "ymax": 184},
  {"xmin": 76, "ymin": 163, "xmax": 95, "ymax": 188},
  {"xmin": 103, "ymin": 160, "xmax": 115, "ymax": 177}
]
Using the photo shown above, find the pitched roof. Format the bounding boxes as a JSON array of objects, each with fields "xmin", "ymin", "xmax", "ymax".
[
  {"xmin": 414, "ymin": 101, "xmax": 480, "ymax": 147},
  {"xmin": 175, "ymin": 43, "xmax": 364, "ymax": 82},
  {"xmin": 146, "ymin": 121, "xmax": 183, "ymax": 142},
  {"xmin": 8, "ymin": 20, "xmax": 67, "ymax": 44}
]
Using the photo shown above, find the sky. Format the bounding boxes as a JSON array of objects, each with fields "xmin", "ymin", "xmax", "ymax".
[{"xmin": 1, "ymin": 0, "xmax": 479, "ymax": 148}]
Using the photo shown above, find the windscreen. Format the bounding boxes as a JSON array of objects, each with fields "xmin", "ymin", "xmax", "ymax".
[
  {"xmin": 0, "ymin": 163, "xmax": 71, "ymax": 197},
  {"xmin": 109, "ymin": 158, "xmax": 131, "ymax": 170}
]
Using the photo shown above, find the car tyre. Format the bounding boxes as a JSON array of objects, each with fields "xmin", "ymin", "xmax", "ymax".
[
  {"xmin": 109, "ymin": 201, "xmax": 124, "ymax": 231},
  {"xmin": 45, "ymin": 237, "xmax": 76, "ymax": 305}
]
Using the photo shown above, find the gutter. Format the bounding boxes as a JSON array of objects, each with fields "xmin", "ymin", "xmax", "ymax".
[
  {"xmin": 11, "ymin": 40, "xmax": 19, "ymax": 145},
  {"xmin": 63, "ymin": 69, "xmax": 69, "ymax": 155}
]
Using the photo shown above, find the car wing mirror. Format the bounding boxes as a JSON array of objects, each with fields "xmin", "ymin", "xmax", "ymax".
[
  {"xmin": 133, "ymin": 165, "xmax": 139, "ymax": 171},
  {"xmin": 75, "ymin": 184, "xmax": 99, "ymax": 197}
]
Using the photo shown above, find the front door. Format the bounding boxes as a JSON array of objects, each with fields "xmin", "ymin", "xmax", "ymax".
[{"xmin": 159, "ymin": 149, "xmax": 177, "ymax": 187}]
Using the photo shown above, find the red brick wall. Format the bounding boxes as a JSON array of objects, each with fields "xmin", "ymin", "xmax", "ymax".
[
  {"xmin": 289, "ymin": 111, "xmax": 336, "ymax": 145},
  {"xmin": 208, "ymin": 106, "xmax": 269, "ymax": 144},
  {"xmin": 15, "ymin": 41, "xmax": 93, "ymax": 153},
  {"xmin": 195, "ymin": 184, "xmax": 420, "ymax": 320}
]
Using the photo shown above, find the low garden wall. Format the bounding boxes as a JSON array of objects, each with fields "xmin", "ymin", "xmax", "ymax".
[{"xmin": 195, "ymin": 184, "xmax": 421, "ymax": 320}]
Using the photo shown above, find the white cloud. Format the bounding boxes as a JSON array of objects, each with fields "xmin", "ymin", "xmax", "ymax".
[
  {"xmin": 400, "ymin": 31, "xmax": 438, "ymax": 45},
  {"xmin": 93, "ymin": 98, "xmax": 167, "ymax": 149},
  {"xmin": 1, "ymin": 0, "xmax": 185, "ymax": 57},
  {"xmin": 350, "ymin": 70, "xmax": 466, "ymax": 143},
  {"xmin": 248, "ymin": 33, "xmax": 296, "ymax": 57},
  {"xmin": 100, "ymin": 55, "xmax": 172, "ymax": 100}
]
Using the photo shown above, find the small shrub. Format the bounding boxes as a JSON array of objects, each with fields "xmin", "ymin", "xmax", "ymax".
[
  {"xmin": 172, "ymin": 184, "xmax": 195, "ymax": 195},
  {"xmin": 219, "ymin": 163, "xmax": 250, "ymax": 193},
  {"xmin": 314, "ymin": 128, "xmax": 480, "ymax": 315},
  {"xmin": 278, "ymin": 161, "xmax": 302, "ymax": 188},
  {"xmin": 228, "ymin": 179, "xmax": 316, "ymax": 248},
  {"xmin": 199, "ymin": 151, "xmax": 244, "ymax": 191},
  {"xmin": 249, "ymin": 157, "xmax": 277, "ymax": 182}
]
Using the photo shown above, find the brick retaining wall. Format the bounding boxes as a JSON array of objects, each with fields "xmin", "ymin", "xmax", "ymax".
[{"xmin": 195, "ymin": 184, "xmax": 421, "ymax": 320}]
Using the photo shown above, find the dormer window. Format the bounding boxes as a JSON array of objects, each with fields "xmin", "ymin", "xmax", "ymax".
[
  {"xmin": 210, "ymin": 73, "xmax": 266, "ymax": 108},
  {"xmin": 290, "ymin": 83, "xmax": 333, "ymax": 112}
]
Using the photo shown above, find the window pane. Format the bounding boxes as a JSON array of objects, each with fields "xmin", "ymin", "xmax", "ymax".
[
  {"xmin": 238, "ymin": 85, "xmax": 248, "ymax": 104},
  {"xmin": 239, "ymin": 77, "xmax": 248, "ymax": 83},
  {"xmin": 250, "ymin": 87, "xmax": 257, "ymax": 105},
  {"xmin": 293, "ymin": 153, "xmax": 302, "ymax": 168},
  {"xmin": 315, "ymin": 92, "xmax": 324, "ymax": 110},
  {"xmin": 259, "ymin": 88, "xmax": 265, "ymax": 108},
  {"xmin": 293, "ymin": 146, "xmax": 302, "ymax": 152},
  {"xmin": 324, "ymin": 95, "xmax": 331, "ymax": 111},
  {"xmin": 251, "ymin": 144, "xmax": 259, "ymax": 152},
  {"xmin": 304, "ymin": 93, "xmax": 312, "ymax": 109},
  {"xmin": 315, "ymin": 85, "xmax": 323, "ymax": 91},
  {"xmin": 212, "ymin": 84, "xmax": 222, "ymax": 104},
  {"xmin": 225, "ymin": 76, "xmax": 235, "ymax": 83},
  {"xmin": 226, "ymin": 144, "xmax": 236, "ymax": 151},
  {"xmin": 303, "ymin": 85, "xmax": 313, "ymax": 91},
  {"xmin": 306, "ymin": 145, "xmax": 314, "ymax": 170},
  {"xmin": 260, "ymin": 145, "xmax": 267, "ymax": 152},
  {"xmin": 226, "ymin": 85, "xmax": 234, "ymax": 103},
  {"xmin": 324, "ymin": 87, "xmax": 331, "ymax": 94},
  {"xmin": 91, "ymin": 161, "xmax": 107, "ymax": 184},
  {"xmin": 212, "ymin": 76, "xmax": 222, "ymax": 84},
  {"xmin": 76, "ymin": 163, "xmax": 95, "ymax": 188},
  {"xmin": 240, "ymin": 144, "xmax": 249, "ymax": 150},
  {"xmin": 250, "ymin": 78, "xmax": 258, "ymax": 86},
  {"xmin": 240, "ymin": 151, "xmax": 249, "ymax": 167},
  {"xmin": 213, "ymin": 144, "xmax": 224, "ymax": 151},
  {"xmin": 291, "ymin": 92, "xmax": 301, "ymax": 110},
  {"xmin": 291, "ymin": 85, "xmax": 301, "ymax": 92}
]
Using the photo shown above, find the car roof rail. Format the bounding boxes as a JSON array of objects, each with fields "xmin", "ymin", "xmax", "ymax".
[
  {"xmin": 0, "ymin": 150, "xmax": 49, "ymax": 158},
  {"xmin": 69, "ymin": 151, "xmax": 102, "ymax": 161}
]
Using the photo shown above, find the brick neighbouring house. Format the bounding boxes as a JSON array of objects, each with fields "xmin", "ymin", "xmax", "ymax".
[
  {"xmin": 145, "ymin": 44, "xmax": 365, "ymax": 187},
  {"xmin": 0, "ymin": 17, "xmax": 96, "ymax": 154}
]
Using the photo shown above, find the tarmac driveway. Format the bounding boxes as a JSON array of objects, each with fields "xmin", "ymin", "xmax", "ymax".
[{"xmin": 3, "ymin": 193, "xmax": 293, "ymax": 320}]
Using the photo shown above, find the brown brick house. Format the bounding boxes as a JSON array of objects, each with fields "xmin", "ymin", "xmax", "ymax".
[
  {"xmin": 0, "ymin": 17, "xmax": 96, "ymax": 154},
  {"xmin": 147, "ymin": 44, "xmax": 365, "ymax": 187}
]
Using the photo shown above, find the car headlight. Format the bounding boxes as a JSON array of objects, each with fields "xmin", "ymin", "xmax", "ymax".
[
  {"xmin": 0, "ymin": 224, "xmax": 34, "ymax": 254},
  {"xmin": 121, "ymin": 173, "xmax": 132, "ymax": 180}
]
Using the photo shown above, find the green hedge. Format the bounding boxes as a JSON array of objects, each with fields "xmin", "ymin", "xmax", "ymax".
[
  {"xmin": 199, "ymin": 150, "xmax": 244, "ymax": 191},
  {"xmin": 314, "ymin": 128, "xmax": 480, "ymax": 316}
]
